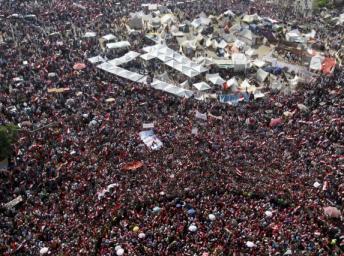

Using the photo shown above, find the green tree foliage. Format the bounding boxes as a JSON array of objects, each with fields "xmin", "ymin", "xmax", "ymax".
[
  {"xmin": 0, "ymin": 124, "xmax": 18, "ymax": 160},
  {"xmin": 316, "ymin": 0, "xmax": 329, "ymax": 8}
]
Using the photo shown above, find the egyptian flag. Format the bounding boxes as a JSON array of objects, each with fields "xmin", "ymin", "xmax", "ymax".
[{"xmin": 223, "ymin": 81, "xmax": 229, "ymax": 91}]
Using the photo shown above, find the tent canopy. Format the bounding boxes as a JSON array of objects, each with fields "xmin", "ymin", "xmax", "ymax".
[
  {"xmin": 193, "ymin": 82, "xmax": 211, "ymax": 91},
  {"xmin": 88, "ymin": 55, "xmax": 106, "ymax": 64},
  {"xmin": 309, "ymin": 56, "xmax": 324, "ymax": 71},
  {"xmin": 108, "ymin": 51, "xmax": 140, "ymax": 66},
  {"xmin": 256, "ymin": 68, "xmax": 269, "ymax": 82},
  {"xmin": 106, "ymin": 41, "xmax": 131, "ymax": 49},
  {"xmin": 102, "ymin": 34, "xmax": 116, "ymax": 41},
  {"xmin": 206, "ymin": 73, "xmax": 225, "ymax": 85},
  {"xmin": 84, "ymin": 32, "xmax": 97, "ymax": 38}
]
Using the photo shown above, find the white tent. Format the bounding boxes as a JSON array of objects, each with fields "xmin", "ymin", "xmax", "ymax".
[
  {"xmin": 189, "ymin": 63, "xmax": 208, "ymax": 73},
  {"xmin": 254, "ymin": 91, "xmax": 265, "ymax": 98},
  {"xmin": 180, "ymin": 80, "xmax": 189, "ymax": 88},
  {"xmin": 84, "ymin": 32, "xmax": 97, "ymax": 38},
  {"xmin": 286, "ymin": 29, "xmax": 304, "ymax": 43},
  {"xmin": 155, "ymin": 72, "xmax": 173, "ymax": 84},
  {"xmin": 226, "ymin": 77, "xmax": 239, "ymax": 91},
  {"xmin": 106, "ymin": 41, "xmax": 131, "ymax": 49},
  {"xmin": 140, "ymin": 53, "xmax": 156, "ymax": 61},
  {"xmin": 224, "ymin": 10, "xmax": 235, "ymax": 17},
  {"xmin": 150, "ymin": 17, "xmax": 161, "ymax": 28},
  {"xmin": 206, "ymin": 73, "xmax": 225, "ymax": 85},
  {"xmin": 228, "ymin": 23, "xmax": 241, "ymax": 33},
  {"xmin": 165, "ymin": 59, "xmax": 181, "ymax": 69},
  {"xmin": 237, "ymin": 29, "xmax": 256, "ymax": 46},
  {"xmin": 233, "ymin": 39, "xmax": 246, "ymax": 49},
  {"xmin": 256, "ymin": 68, "xmax": 269, "ymax": 82},
  {"xmin": 304, "ymin": 30, "xmax": 316, "ymax": 40},
  {"xmin": 193, "ymin": 82, "xmax": 211, "ymax": 91},
  {"xmin": 139, "ymin": 130, "xmax": 163, "ymax": 150},
  {"xmin": 245, "ymin": 48, "xmax": 257, "ymax": 57},
  {"xmin": 88, "ymin": 55, "xmax": 106, "ymax": 64},
  {"xmin": 191, "ymin": 17, "xmax": 211, "ymax": 28},
  {"xmin": 239, "ymin": 79, "xmax": 256, "ymax": 93},
  {"xmin": 336, "ymin": 13, "xmax": 344, "ymax": 25},
  {"xmin": 232, "ymin": 53, "xmax": 247, "ymax": 71},
  {"xmin": 151, "ymin": 79, "xmax": 194, "ymax": 98},
  {"xmin": 102, "ymin": 34, "xmax": 116, "ymax": 41},
  {"xmin": 161, "ymin": 14, "xmax": 177, "ymax": 24},
  {"xmin": 158, "ymin": 47, "xmax": 175, "ymax": 57},
  {"xmin": 194, "ymin": 57, "xmax": 214, "ymax": 66},
  {"xmin": 242, "ymin": 14, "xmax": 260, "ymax": 23},
  {"xmin": 309, "ymin": 56, "xmax": 324, "ymax": 71},
  {"xmin": 181, "ymin": 39, "xmax": 198, "ymax": 51},
  {"xmin": 252, "ymin": 59, "xmax": 266, "ymax": 68},
  {"xmin": 157, "ymin": 54, "xmax": 173, "ymax": 62},
  {"xmin": 97, "ymin": 63, "xmax": 147, "ymax": 83},
  {"xmin": 182, "ymin": 67, "xmax": 200, "ymax": 78},
  {"xmin": 216, "ymin": 40, "xmax": 228, "ymax": 49},
  {"xmin": 108, "ymin": 51, "xmax": 140, "ymax": 66}
]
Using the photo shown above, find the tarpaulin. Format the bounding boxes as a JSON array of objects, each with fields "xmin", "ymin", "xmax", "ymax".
[
  {"xmin": 122, "ymin": 161, "xmax": 144, "ymax": 171},
  {"xmin": 321, "ymin": 57, "xmax": 336, "ymax": 75}
]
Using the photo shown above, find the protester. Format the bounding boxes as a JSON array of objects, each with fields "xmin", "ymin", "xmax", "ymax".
[{"xmin": 0, "ymin": 0, "xmax": 343, "ymax": 255}]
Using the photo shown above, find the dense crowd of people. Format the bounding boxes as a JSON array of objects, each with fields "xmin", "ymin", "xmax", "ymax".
[{"xmin": 0, "ymin": 0, "xmax": 343, "ymax": 255}]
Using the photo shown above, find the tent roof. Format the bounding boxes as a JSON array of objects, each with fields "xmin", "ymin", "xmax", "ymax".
[
  {"xmin": 232, "ymin": 53, "xmax": 247, "ymax": 65},
  {"xmin": 256, "ymin": 68, "xmax": 269, "ymax": 82},
  {"xmin": 309, "ymin": 55, "xmax": 324, "ymax": 71},
  {"xmin": 206, "ymin": 73, "xmax": 225, "ymax": 85},
  {"xmin": 140, "ymin": 53, "xmax": 156, "ymax": 61},
  {"xmin": 102, "ymin": 34, "xmax": 116, "ymax": 41},
  {"xmin": 108, "ymin": 51, "xmax": 140, "ymax": 66},
  {"xmin": 88, "ymin": 55, "xmax": 106, "ymax": 64},
  {"xmin": 193, "ymin": 82, "xmax": 211, "ymax": 91},
  {"xmin": 151, "ymin": 79, "xmax": 194, "ymax": 98},
  {"xmin": 84, "ymin": 32, "xmax": 97, "ymax": 38},
  {"xmin": 106, "ymin": 41, "xmax": 131, "ymax": 49}
]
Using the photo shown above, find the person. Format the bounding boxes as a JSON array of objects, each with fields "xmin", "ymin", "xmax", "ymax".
[{"xmin": 249, "ymin": 91, "xmax": 255, "ymax": 101}]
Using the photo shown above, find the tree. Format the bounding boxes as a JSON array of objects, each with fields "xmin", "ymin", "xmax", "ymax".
[
  {"xmin": 0, "ymin": 124, "xmax": 18, "ymax": 160},
  {"xmin": 316, "ymin": 0, "xmax": 329, "ymax": 7}
]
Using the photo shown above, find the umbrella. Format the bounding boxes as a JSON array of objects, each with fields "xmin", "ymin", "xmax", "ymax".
[
  {"xmin": 246, "ymin": 241, "xmax": 256, "ymax": 248},
  {"xmin": 116, "ymin": 248, "xmax": 124, "ymax": 256},
  {"xmin": 313, "ymin": 181, "xmax": 321, "ymax": 188},
  {"xmin": 73, "ymin": 63, "xmax": 86, "ymax": 70},
  {"xmin": 39, "ymin": 247, "xmax": 49, "ymax": 255},
  {"xmin": 208, "ymin": 214, "xmax": 216, "ymax": 221},
  {"xmin": 323, "ymin": 206, "xmax": 341, "ymax": 218},
  {"xmin": 188, "ymin": 224, "xmax": 197, "ymax": 232},
  {"xmin": 21, "ymin": 121, "xmax": 32, "ymax": 127},
  {"xmin": 265, "ymin": 211, "xmax": 273, "ymax": 217},
  {"xmin": 105, "ymin": 98, "xmax": 116, "ymax": 103},
  {"xmin": 187, "ymin": 208, "xmax": 196, "ymax": 216},
  {"xmin": 193, "ymin": 82, "xmax": 211, "ymax": 91},
  {"xmin": 270, "ymin": 118, "xmax": 282, "ymax": 128},
  {"xmin": 153, "ymin": 206, "xmax": 161, "ymax": 213},
  {"xmin": 122, "ymin": 161, "xmax": 143, "ymax": 171}
]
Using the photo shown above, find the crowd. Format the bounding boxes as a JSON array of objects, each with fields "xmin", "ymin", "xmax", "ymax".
[{"xmin": 0, "ymin": 0, "xmax": 343, "ymax": 255}]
